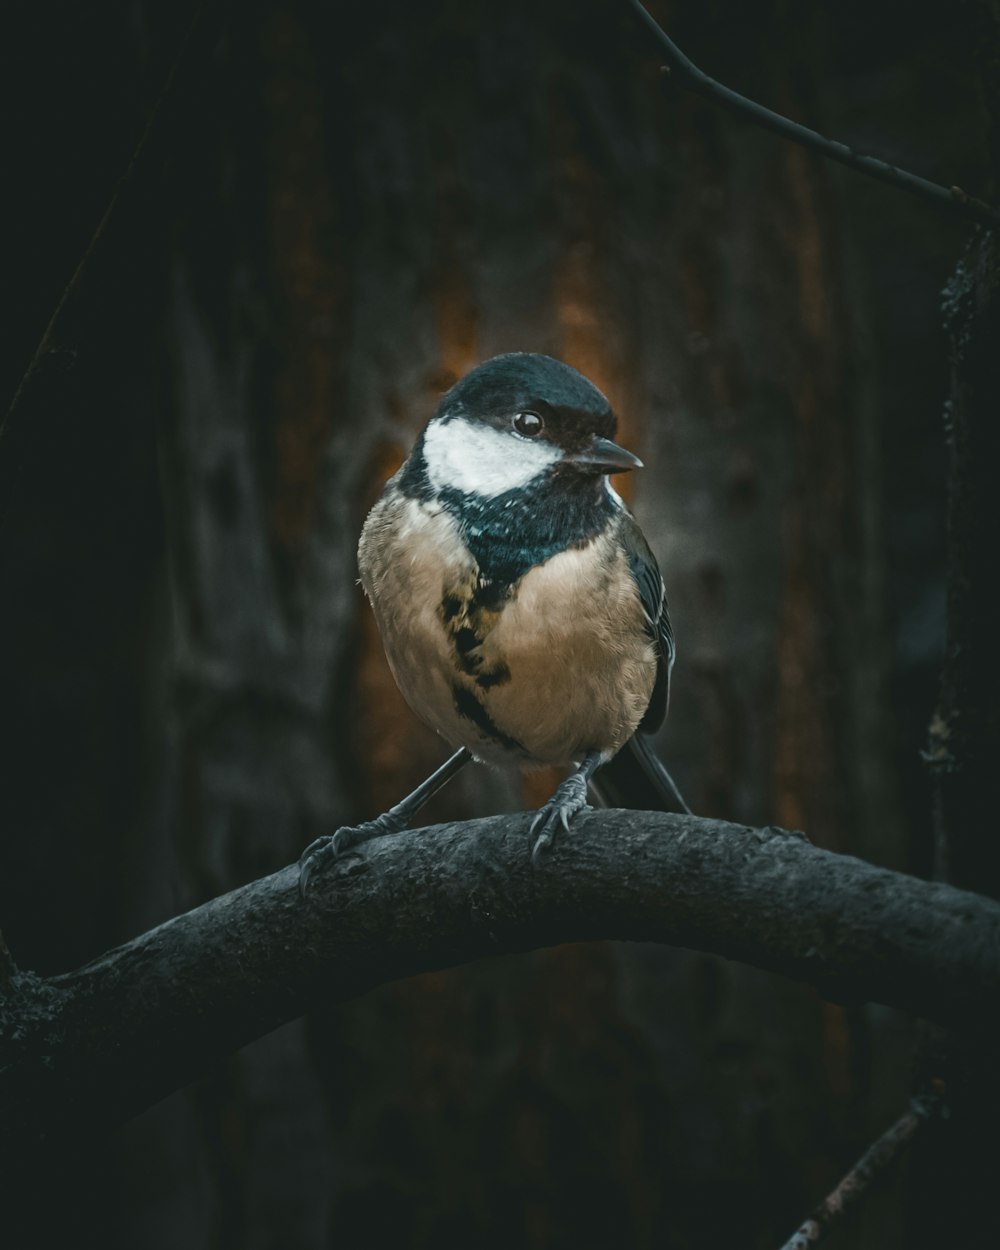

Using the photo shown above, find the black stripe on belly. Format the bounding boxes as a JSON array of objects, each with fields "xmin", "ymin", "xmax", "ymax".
[
  {"xmin": 475, "ymin": 664, "xmax": 510, "ymax": 689},
  {"xmin": 453, "ymin": 626, "xmax": 479, "ymax": 654},
  {"xmin": 452, "ymin": 684, "xmax": 523, "ymax": 752},
  {"xmin": 439, "ymin": 588, "xmax": 512, "ymax": 688}
]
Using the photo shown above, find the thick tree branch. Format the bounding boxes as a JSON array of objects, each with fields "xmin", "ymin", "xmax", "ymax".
[
  {"xmin": 2, "ymin": 810, "xmax": 998, "ymax": 1169},
  {"xmin": 626, "ymin": 0, "xmax": 1000, "ymax": 229}
]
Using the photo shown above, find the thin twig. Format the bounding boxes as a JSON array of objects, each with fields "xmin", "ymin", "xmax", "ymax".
[
  {"xmin": 777, "ymin": 1086, "xmax": 945, "ymax": 1249},
  {"xmin": 626, "ymin": 0, "xmax": 1000, "ymax": 229}
]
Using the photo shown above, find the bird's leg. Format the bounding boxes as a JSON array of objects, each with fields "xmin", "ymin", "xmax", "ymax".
[
  {"xmin": 298, "ymin": 747, "xmax": 474, "ymax": 895},
  {"xmin": 530, "ymin": 750, "xmax": 604, "ymax": 861}
]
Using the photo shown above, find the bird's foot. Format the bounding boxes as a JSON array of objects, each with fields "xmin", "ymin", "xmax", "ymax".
[
  {"xmin": 298, "ymin": 810, "xmax": 409, "ymax": 896},
  {"xmin": 529, "ymin": 771, "xmax": 592, "ymax": 861}
]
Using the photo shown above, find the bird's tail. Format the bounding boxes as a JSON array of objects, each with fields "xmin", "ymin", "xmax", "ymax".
[{"xmin": 590, "ymin": 734, "xmax": 691, "ymax": 815}]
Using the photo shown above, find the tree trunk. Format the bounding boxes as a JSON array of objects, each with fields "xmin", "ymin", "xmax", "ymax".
[{"xmin": 907, "ymin": 9, "xmax": 1000, "ymax": 1247}]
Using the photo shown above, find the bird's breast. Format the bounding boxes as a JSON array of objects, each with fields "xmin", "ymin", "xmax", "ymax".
[{"xmin": 358, "ymin": 485, "xmax": 656, "ymax": 766}]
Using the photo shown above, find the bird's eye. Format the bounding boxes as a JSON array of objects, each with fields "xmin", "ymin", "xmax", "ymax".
[{"xmin": 513, "ymin": 411, "xmax": 544, "ymax": 437}]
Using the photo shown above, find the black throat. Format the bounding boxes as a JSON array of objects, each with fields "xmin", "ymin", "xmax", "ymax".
[{"xmin": 398, "ymin": 439, "xmax": 613, "ymax": 590}]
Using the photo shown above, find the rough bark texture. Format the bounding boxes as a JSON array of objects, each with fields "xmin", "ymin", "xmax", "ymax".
[{"xmin": 2, "ymin": 811, "xmax": 998, "ymax": 1174}]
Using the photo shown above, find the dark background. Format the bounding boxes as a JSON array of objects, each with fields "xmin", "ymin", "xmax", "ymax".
[{"xmin": 0, "ymin": 1, "xmax": 991, "ymax": 1246}]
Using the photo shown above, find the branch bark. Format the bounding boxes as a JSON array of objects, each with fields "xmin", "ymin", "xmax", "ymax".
[
  {"xmin": 777, "ymin": 1090, "xmax": 943, "ymax": 1249},
  {"xmin": 2, "ymin": 809, "xmax": 999, "ymax": 1172}
]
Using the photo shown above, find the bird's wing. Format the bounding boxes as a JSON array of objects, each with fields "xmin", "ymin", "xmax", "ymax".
[{"xmin": 620, "ymin": 512, "xmax": 674, "ymax": 733}]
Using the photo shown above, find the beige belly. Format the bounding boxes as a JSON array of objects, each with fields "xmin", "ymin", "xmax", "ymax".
[{"xmin": 359, "ymin": 489, "xmax": 657, "ymax": 767}]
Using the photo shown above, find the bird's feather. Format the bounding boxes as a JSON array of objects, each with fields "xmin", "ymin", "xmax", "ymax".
[{"xmin": 619, "ymin": 511, "xmax": 673, "ymax": 732}]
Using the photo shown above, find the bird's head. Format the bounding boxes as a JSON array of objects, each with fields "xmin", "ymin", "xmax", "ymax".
[{"xmin": 416, "ymin": 353, "xmax": 641, "ymax": 500}]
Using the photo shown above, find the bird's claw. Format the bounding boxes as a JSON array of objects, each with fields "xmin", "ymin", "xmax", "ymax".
[
  {"xmin": 297, "ymin": 830, "xmax": 349, "ymax": 897},
  {"xmin": 530, "ymin": 773, "xmax": 592, "ymax": 861},
  {"xmin": 297, "ymin": 811, "xmax": 406, "ymax": 897}
]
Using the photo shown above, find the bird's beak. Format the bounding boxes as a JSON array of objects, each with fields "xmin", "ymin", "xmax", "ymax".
[{"xmin": 568, "ymin": 435, "xmax": 644, "ymax": 474}]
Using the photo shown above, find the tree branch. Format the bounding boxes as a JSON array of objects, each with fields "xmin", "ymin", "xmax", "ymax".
[
  {"xmin": 777, "ymin": 1088, "xmax": 944, "ymax": 1249},
  {"xmin": 2, "ymin": 810, "xmax": 998, "ymax": 1169},
  {"xmin": 626, "ymin": 0, "xmax": 1000, "ymax": 229}
]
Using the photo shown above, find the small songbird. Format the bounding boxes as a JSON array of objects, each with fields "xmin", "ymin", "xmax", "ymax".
[{"xmin": 299, "ymin": 352, "xmax": 684, "ymax": 891}]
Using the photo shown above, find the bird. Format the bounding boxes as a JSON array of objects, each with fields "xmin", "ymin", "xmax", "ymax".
[{"xmin": 298, "ymin": 352, "xmax": 686, "ymax": 893}]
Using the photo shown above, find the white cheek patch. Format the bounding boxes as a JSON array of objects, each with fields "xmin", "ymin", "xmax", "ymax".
[{"xmin": 422, "ymin": 414, "xmax": 561, "ymax": 497}]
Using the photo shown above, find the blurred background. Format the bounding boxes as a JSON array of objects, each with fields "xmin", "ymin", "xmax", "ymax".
[{"xmin": 0, "ymin": 0, "xmax": 991, "ymax": 1246}]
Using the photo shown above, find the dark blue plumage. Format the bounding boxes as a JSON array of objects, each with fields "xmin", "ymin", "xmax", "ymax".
[
  {"xmin": 402, "ymin": 457, "xmax": 616, "ymax": 589},
  {"xmin": 438, "ymin": 352, "xmax": 615, "ymax": 444}
]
